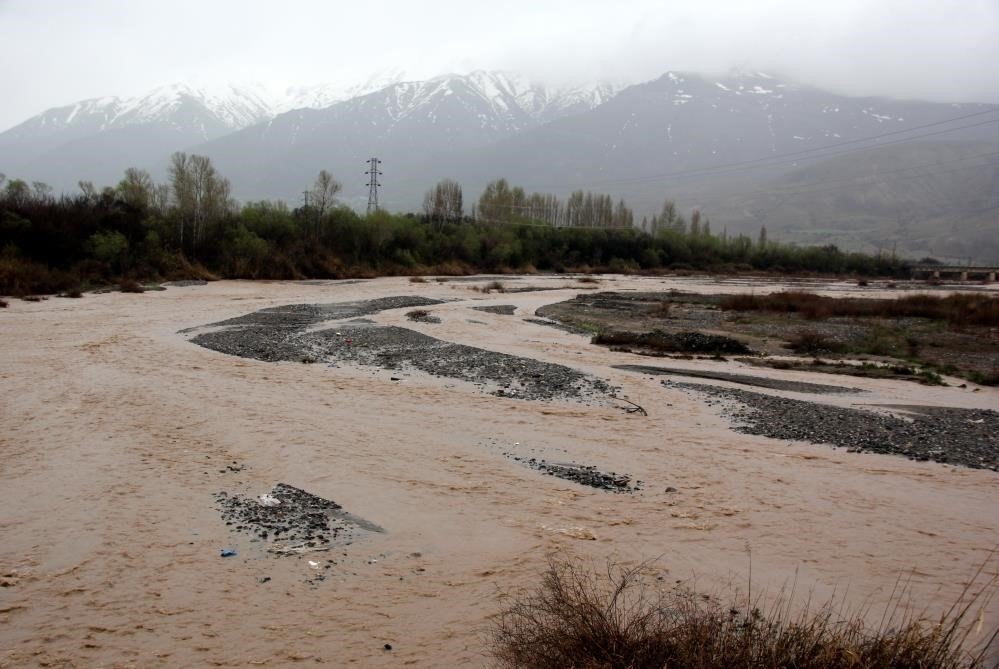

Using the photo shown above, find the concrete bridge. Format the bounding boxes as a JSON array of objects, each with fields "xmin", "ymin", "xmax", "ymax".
[{"xmin": 911, "ymin": 264, "xmax": 998, "ymax": 282}]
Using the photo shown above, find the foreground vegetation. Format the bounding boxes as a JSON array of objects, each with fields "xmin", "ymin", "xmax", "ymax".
[
  {"xmin": 490, "ymin": 559, "xmax": 997, "ymax": 669},
  {"xmin": 720, "ymin": 292, "xmax": 999, "ymax": 328},
  {"xmin": 0, "ymin": 160, "xmax": 910, "ymax": 296}
]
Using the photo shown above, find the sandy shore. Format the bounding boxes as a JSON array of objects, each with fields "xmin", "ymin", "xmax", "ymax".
[{"xmin": 1, "ymin": 275, "xmax": 997, "ymax": 667}]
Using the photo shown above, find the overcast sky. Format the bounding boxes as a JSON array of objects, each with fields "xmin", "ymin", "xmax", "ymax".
[{"xmin": 2, "ymin": 0, "xmax": 998, "ymax": 130}]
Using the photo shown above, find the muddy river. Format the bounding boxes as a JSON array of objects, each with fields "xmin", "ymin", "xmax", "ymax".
[{"xmin": 1, "ymin": 274, "xmax": 996, "ymax": 666}]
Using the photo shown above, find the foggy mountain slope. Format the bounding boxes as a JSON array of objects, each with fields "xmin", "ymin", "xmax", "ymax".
[
  {"xmin": 705, "ymin": 142, "xmax": 999, "ymax": 261},
  {"xmin": 434, "ymin": 71, "xmax": 998, "ymax": 195}
]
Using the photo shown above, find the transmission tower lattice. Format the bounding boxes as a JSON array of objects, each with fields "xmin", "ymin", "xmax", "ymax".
[{"xmin": 365, "ymin": 157, "xmax": 382, "ymax": 215}]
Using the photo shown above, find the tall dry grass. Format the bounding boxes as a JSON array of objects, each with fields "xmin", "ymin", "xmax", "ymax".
[
  {"xmin": 720, "ymin": 292, "xmax": 999, "ymax": 327},
  {"xmin": 489, "ymin": 558, "xmax": 997, "ymax": 669}
]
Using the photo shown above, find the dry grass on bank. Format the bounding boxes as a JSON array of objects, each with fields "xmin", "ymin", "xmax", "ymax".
[
  {"xmin": 489, "ymin": 558, "xmax": 997, "ymax": 669},
  {"xmin": 720, "ymin": 292, "xmax": 999, "ymax": 327}
]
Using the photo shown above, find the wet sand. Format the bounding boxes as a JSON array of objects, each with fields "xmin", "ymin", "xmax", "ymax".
[{"xmin": 1, "ymin": 275, "xmax": 997, "ymax": 667}]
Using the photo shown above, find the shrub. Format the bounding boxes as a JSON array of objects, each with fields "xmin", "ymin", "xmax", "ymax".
[
  {"xmin": 0, "ymin": 257, "xmax": 76, "ymax": 296},
  {"xmin": 480, "ymin": 280, "xmax": 506, "ymax": 294},
  {"xmin": 968, "ymin": 370, "xmax": 999, "ymax": 386},
  {"xmin": 409, "ymin": 276, "xmax": 427, "ymax": 283},
  {"xmin": 786, "ymin": 329, "xmax": 842, "ymax": 355},
  {"xmin": 490, "ymin": 558, "xmax": 997, "ymax": 669},
  {"xmin": 118, "ymin": 279, "xmax": 145, "ymax": 293},
  {"xmin": 406, "ymin": 309, "xmax": 440, "ymax": 323},
  {"xmin": 0, "ymin": 298, "xmax": 8, "ymax": 308},
  {"xmin": 593, "ymin": 329, "xmax": 751, "ymax": 355},
  {"xmin": 918, "ymin": 368, "xmax": 946, "ymax": 385}
]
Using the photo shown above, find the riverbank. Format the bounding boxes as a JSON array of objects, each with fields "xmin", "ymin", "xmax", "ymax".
[{"xmin": 1, "ymin": 274, "xmax": 996, "ymax": 666}]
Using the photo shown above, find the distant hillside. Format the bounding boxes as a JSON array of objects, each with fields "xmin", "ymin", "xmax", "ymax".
[
  {"xmin": 1, "ymin": 69, "xmax": 997, "ymax": 261},
  {"xmin": 710, "ymin": 142, "xmax": 999, "ymax": 262}
]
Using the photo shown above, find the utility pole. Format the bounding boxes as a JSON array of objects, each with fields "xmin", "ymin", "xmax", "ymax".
[
  {"xmin": 365, "ymin": 157, "xmax": 382, "ymax": 216},
  {"xmin": 302, "ymin": 190, "xmax": 310, "ymax": 207}
]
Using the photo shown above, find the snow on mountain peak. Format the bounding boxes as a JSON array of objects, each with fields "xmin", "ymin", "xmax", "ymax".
[{"xmin": 2, "ymin": 69, "xmax": 623, "ymax": 142}]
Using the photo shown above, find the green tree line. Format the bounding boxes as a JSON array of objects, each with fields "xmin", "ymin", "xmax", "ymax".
[{"xmin": 0, "ymin": 157, "xmax": 909, "ymax": 295}]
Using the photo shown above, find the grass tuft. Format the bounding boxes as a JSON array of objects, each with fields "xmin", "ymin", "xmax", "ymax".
[{"xmin": 490, "ymin": 558, "xmax": 997, "ymax": 669}]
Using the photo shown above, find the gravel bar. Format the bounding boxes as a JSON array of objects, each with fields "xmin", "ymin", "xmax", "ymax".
[
  {"xmin": 674, "ymin": 382, "xmax": 998, "ymax": 470},
  {"xmin": 505, "ymin": 454, "xmax": 640, "ymax": 493},
  {"xmin": 214, "ymin": 483, "xmax": 382, "ymax": 555},
  {"xmin": 616, "ymin": 364, "xmax": 859, "ymax": 394},
  {"xmin": 188, "ymin": 297, "xmax": 609, "ymax": 402}
]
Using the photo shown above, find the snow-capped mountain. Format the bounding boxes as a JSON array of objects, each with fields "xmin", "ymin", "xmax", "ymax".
[
  {"xmin": 278, "ymin": 68, "xmax": 409, "ymax": 113},
  {"xmin": 2, "ymin": 82, "xmax": 272, "ymax": 143},
  {"xmin": 0, "ymin": 70, "xmax": 620, "ymax": 192},
  {"xmin": 194, "ymin": 71, "xmax": 622, "ymax": 200}
]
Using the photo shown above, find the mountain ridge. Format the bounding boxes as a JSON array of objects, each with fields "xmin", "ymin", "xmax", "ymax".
[{"xmin": 2, "ymin": 69, "xmax": 997, "ymax": 261}]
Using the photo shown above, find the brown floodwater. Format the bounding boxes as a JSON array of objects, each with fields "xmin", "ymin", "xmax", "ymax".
[{"xmin": 1, "ymin": 275, "xmax": 997, "ymax": 667}]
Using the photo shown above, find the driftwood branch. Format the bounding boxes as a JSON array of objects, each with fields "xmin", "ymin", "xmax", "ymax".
[{"xmin": 612, "ymin": 396, "xmax": 648, "ymax": 416}]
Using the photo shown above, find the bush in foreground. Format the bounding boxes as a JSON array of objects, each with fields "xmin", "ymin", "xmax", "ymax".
[{"xmin": 489, "ymin": 559, "xmax": 996, "ymax": 669}]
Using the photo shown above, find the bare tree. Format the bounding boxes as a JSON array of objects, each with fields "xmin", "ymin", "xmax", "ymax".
[
  {"xmin": 118, "ymin": 167, "xmax": 155, "ymax": 209},
  {"xmin": 169, "ymin": 152, "xmax": 232, "ymax": 250},
  {"xmin": 423, "ymin": 178, "xmax": 463, "ymax": 227},
  {"xmin": 150, "ymin": 183, "xmax": 170, "ymax": 215},
  {"xmin": 169, "ymin": 152, "xmax": 193, "ymax": 248},
  {"xmin": 309, "ymin": 170, "xmax": 341, "ymax": 241},
  {"xmin": 78, "ymin": 181, "xmax": 99, "ymax": 205},
  {"xmin": 31, "ymin": 181, "xmax": 53, "ymax": 202}
]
